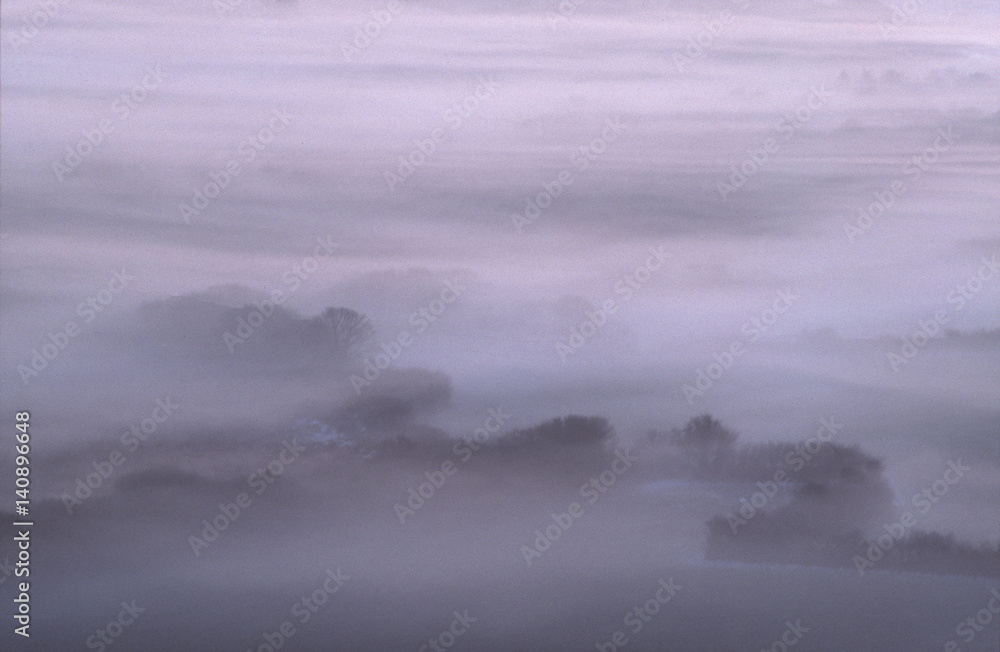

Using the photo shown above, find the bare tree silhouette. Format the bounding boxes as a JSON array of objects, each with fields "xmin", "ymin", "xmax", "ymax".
[{"xmin": 314, "ymin": 307, "xmax": 375, "ymax": 359}]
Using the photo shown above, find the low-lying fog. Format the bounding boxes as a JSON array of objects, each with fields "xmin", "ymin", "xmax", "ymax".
[
  {"xmin": 1, "ymin": 289, "xmax": 997, "ymax": 650},
  {"xmin": 1, "ymin": 0, "xmax": 998, "ymax": 650}
]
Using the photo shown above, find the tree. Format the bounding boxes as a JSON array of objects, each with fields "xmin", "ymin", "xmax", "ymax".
[
  {"xmin": 672, "ymin": 414, "xmax": 737, "ymax": 470},
  {"xmin": 497, "ymin": 415, "xmax": 613, "ymax": 449},
  {"xmin": 314, "ymin": 307, "xmax": 375, "ymax": 358},
  {"xmin": 537, "ymin": 415, "xmax": 613, "ymax": 446}
]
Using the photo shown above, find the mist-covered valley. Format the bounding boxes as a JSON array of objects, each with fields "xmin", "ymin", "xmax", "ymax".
[
  {"xmin": 2, "ymin": 0, "xmax": 999, "ymax": 649},
  {"xmin": 0, "ymin": 291, "xmax": 997, "ymax": 650}
]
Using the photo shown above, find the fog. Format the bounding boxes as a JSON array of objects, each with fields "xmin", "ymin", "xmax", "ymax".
[{"xmin": 1, "ymin": 0, "xmax": 998, "ymax": 650}]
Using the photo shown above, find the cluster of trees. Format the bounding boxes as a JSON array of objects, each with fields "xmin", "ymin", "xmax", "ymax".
[
  {"xmin": 648, "ymin": 414, "xmax": 737, "ymax": 472},
  {"xmin": 869, "ymin": 531, "xmax": 1000, "ymax": 577},
  {"xmin": 705, "ymin": 515, "xmax": 867, "ymax": 568},
  {"xmin": 491, "ymin": 415, "xmax": 613, "ymax": 449},
  {"xmin": 325, "ymin": 359, "xmax": 612, "ymax": 461},
  {"xmin": 327, "ymin": 369, "xmax": 453, "ymax": 450},
  {"xmin": 135, "ymin": 296, "xmax": 376, "ymax": 368},
  {"xmin": 674, "ymin": 414, "xmax": 998, "ymax": 579},
  {"xmin": 332, "ymin": 409, "xmax": 613, "ymax": 455},
  {"xmin": 647, "ymin": 414, "xmax": 885, "ymax": 488},
  {"xmin": 707, "ymin": 518, "xmax": 1000, "ymax": 578}
]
